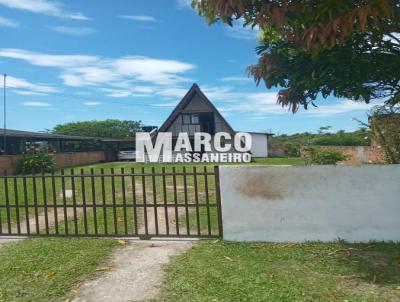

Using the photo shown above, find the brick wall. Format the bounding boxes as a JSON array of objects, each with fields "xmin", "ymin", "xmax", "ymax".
[
  {"xmin": 0, "ymin": 155, "xmax": 22, "ymax": 173},
  {"xmin": 315, "ymin": 146, "xmax": 386, "ymax": 165},
  {"xmin": 268, "ymin": 144, "xmax": 286, "ymax": 157},
  {"xmin": 0, "ymin": 151, "xmax": 107, "ymax": 174},
  {"xmin": 53, "ymin": 151, "xmax": 106, "ymax": 168}
]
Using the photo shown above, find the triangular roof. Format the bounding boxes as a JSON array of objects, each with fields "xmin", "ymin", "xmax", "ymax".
[{"xmin": 158, "ymin": 83, "xmax": 235, "ymax": 134}]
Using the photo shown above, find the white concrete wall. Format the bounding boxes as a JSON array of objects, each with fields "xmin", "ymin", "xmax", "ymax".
[
  {"xmin": 220, "ymin": 165, "xmax": 400, "ymax": 242},
  {"xmin": 249, "ymin": 133, "xmax": 268, "ymax": 157}
]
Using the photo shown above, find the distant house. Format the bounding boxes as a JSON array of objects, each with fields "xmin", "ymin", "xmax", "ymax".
[{"xmin": 157, "ymin": 84, "xmax": 272, "ymax": 157}]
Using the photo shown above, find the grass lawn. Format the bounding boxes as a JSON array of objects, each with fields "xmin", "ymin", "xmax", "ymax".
[
  {"xmin": 160, "ymin": 241, "xmax": 400, "ymax": 302},
  {"xmin": 0, "ymin": 238, "xmax": 117, "ymax": 302}
]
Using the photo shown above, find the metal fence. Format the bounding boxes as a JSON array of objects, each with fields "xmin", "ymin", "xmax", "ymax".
[{"xmin": 0, "ymin": 166, "xmax": 222, "ymax": 239}]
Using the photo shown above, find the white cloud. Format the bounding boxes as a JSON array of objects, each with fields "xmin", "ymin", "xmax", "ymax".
[
  {"xmin": 0, "ymin": 48, "xmax": 98, "ymax": 67},
  {"xmin": 0, "ymin": 0, "xmax": 90, "ymax": 20},
  {"xmin": 176, "ymin": 0, "xmax": 192, "ymax": 9},
  {"xmin": 60, "ymin": 66, "xmax": 119, "ymax": 86},
  {"xmin": 0, "ymin": 48, "xmax": 196, "ymax": 88},
  {"xmin": 83, "ymin": 102, "xmax": 101, "ymax": 106},
  {"xmin": 305, "ymin": 101, "xmax": 382, "ymax": 117},
  {"xmin": 0, "ymin": 16, "xmax": 19, "ymax": 27},
  {"xmin": 114, "ymin": 56, "xmax": 194, "ymax": 85},
  {"xmin": 22, "ymin": 101, "xmax": 50, "ymax": 107},
  {"xmin": 52, "ymin": 26, "xmax": 95, "ymax": 36},
  {"xmin": 157, "ymin": 87, "xmax": 189, "ymax": 98},
  {"xmin": 151, "ymin": 102, "xmax": 178, "ymax": 107},
  {"xmin": 220, "ymin": 76, "xmax": 251, "ymax": 82},
  {"xmin": 6, "ymin": 75, "xmax": 58, "ymax": 95},
  {"xmin": 100, "ymin": 88, "xmax": 132, "ymax": 98},
  {"xmin": 119, "ymin": 15, "xmax": 156, "ymax": 22}
]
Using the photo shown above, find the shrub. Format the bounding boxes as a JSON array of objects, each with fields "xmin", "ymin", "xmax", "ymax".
[
  {"xmin": 302, "ymin": 147, "xmax": 349, "ymax": 165},
  {"xmin": 369, "ymin": 105, "xmax": 400, "ymax": 164},
  {"xmin": 284, "ymin": 142, "xmax": 301, "ymax": 157},
  {"xmin": 16, "ymin": 152, "xmax": 55, "ymax": 174}
]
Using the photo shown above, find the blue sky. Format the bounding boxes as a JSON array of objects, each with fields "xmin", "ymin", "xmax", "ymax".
[{"xmin": 0, "ymin": 0, "xmax": 380, "ymax": 135}]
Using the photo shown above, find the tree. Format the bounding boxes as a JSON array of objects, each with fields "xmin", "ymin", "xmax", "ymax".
[
  {"xmin": 317, "ymin": 126, "xmax": 332, "ymax": 134},
  {"xmin": 369, "ymin": 105, "xmax": 400, "ymax": 163},
  {"xmin": 269, "ymin": 127, "xmax": 371, "ymax": 147},
  {"xmin": 53, "ymin": 119, "xmax": 142, "ymax": 138},
  {"xmin": 194, "ymin": 0, "xmax": 400, "ymax": 112}
]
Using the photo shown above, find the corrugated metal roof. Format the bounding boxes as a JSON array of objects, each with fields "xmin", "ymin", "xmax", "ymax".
[{"xmin": 0, "ymin": 128, "xmax": 133, "ymax": 142}]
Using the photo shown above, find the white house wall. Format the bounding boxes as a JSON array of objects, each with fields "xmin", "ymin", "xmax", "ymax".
[{"xmin": 249, "ymin": 133, "xmax": 268, "ymax": 157}]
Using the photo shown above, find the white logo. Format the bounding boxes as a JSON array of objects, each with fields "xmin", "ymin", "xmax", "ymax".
[{"xmin": 136, "ymin": 132, "xmax": 252, "ymax": 163}]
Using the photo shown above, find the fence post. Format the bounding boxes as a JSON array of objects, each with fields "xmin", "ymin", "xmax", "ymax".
[{"xmin": 214, "ymin": 166, "xmax": 223, "ymax": 238}]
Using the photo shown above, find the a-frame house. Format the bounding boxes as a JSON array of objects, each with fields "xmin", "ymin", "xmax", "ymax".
[
  {"xmin": 154, "ymin": 83, "xmax": 271, "ymax": 158},
  {"xmin": 158, "ymin": 83, "xmax": 235, "ymax": 150}
]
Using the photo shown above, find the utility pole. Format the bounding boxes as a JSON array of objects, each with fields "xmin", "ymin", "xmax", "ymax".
[{"xmin": 3, "ymin": 74, "xmax": 6, "ymax": 155}]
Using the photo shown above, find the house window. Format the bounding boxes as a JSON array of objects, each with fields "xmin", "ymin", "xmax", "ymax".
[
  {"xmin": 191, "ymin": 114, "xmax": 199, "ymax": 124},
  {"xmin": 182, "ymin": 114, "xmax": 191, "ymax": 124},
  {"xmin": 182, "ymin": 114, "xmax": 200, "ymax": 124}
]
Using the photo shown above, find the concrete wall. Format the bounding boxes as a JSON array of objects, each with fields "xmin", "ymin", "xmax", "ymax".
[
  {"xmin": 268, "ymin": 144, "xmax": 286, "ymax": 157},
  {"xmin": 220, "ymin": 165, "xmax": 400, "ymax": 242},
  {"xmin": 0, "ymin": 151, "xmax": 107, "ymax": 174}
]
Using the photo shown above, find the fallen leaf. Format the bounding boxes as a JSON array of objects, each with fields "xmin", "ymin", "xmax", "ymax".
[
  {"xmin": 117, "ymin": 239, "xmax": 126, "ymax": 245},
  {"xmin": 224, "ymin": 256, "xmax": 233, "ymax": 261},
  {"xmin": 47, "ymin": 271, "xmax": 56, "ymax": 277},
  {"xmin": 212, "ymin": 239, "xmax": 219, "ymax": 244}
]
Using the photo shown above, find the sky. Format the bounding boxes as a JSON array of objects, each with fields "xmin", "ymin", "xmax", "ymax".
[{"xmin": 0, "ymin": 0, "xmax": 382, "ymax": 135}]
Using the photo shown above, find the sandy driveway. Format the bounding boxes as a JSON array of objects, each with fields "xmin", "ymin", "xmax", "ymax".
[{"xmin": 70, "ymin": 240, "xmax": 193, "ymax": 302}]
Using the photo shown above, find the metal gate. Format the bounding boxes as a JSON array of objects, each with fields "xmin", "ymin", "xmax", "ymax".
[{"xmin": 0, "ymin": 166, "xmax": 222, "ymax": 239}]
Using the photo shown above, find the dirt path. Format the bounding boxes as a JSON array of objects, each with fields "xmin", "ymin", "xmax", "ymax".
[
  {"xmin": 70, "ymin": 207, "xmax": 195, "ymax": 302},
  {"xmin": 70, "ymin": 240, "xmax": 193, "ymax": 302}
]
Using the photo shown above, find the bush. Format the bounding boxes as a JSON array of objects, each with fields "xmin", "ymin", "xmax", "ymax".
[
  {"xmin": 369, "ymin": 105, "xmax": 400, "ymax": 164},
  {"xmin": 284, "ymin": 142, "xmax": 301, "ymax": 157},
  {"xmin": 16, "ymin": 152, "xmax": 55, "ymax": 174},
  {"xmin": 302, "ymin": 147, "xmax": 349, "ymax": 165}
]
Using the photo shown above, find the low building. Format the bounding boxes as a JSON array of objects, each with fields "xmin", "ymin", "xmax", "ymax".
[{"xmin": 0, "ymin": 129, "xmax": 133, "ymax": 173}]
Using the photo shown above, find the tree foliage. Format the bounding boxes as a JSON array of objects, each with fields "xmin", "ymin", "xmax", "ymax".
[
  {"xmin": 194, "ymin": 0, "xmax": 400, "ymax": 112},
  {"xmin": 53, "ymin": 119, "xmax": 142, "ymax": 139},
  {"xmin": 269, "ymin": 127, "xmax": 370, "ymax": 148}
]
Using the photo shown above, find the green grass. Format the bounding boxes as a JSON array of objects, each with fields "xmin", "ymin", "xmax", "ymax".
[
  {"xmin": 0, "ymin": 238, "xmax": 117, "ymax": 302},
  {"xmin": 160, "ymin": 241, "xmax": 400, "ymax": 302}
]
